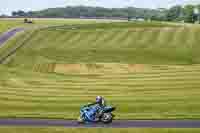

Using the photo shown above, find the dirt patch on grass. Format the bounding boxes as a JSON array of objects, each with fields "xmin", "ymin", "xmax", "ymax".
[
  {"xmin": 54, "ymin": 63, "xmax": 148, "ymax": 74},
  {"xmin": 54, "ymin": 64, "xmax": 84, "ymax": 73},
  {"xmin": 128, "ymin": 64, "xmax": 146, "ymax": 72},
  {"xmin": 128, "ymin": 27, "xmax": 178, "ymax": 32},
  {"xmin": 35, "ymin": 63, "xmax": 200, "ymax": 74}
]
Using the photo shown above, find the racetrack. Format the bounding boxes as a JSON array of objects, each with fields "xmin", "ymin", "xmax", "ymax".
[
  {"xmin": 0, "ymin": 119, "xmax": 200, "ymax": 128},
  {"xmin": 0, "ymin": 28, "xmax": 24, "ymax": 47}
]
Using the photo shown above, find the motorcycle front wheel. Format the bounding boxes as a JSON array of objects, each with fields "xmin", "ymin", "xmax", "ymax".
[{"xmin": 101, "ymin": 113, "xmax": 113, "ymax": 124}]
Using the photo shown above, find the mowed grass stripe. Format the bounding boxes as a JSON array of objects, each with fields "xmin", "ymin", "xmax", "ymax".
[
  {"xmin": 1, "ymin": 84, "xmax": 199, "ymax": 95},
  {"xmin": 95, "ymin": 30, "xmax": 117, "ymax": 48},
  {"xmin": 26, "ymin": 31, "xmax": 51, "ymax": 50},
  {"xmin": 137, "ymin": 30, "xmax": 159, "ymax": 49},
  {"xmin": 2, "ymin": 69, "xmax": 200, "ymax": 82},
  {"xmin": 123, "ymin": 31, "xmax": 139, "ymax": 48},
  {"xmin": 1, "ymin": 97, "xmax": 199, "ymax": 109},
  {"xmin": 106, "ymin": 30, "xmax": 129, "ymax": 48},
  {"xmin": 118, "ymin": 30, "xmax": 133, "ymax": 48},
  {"xmin": 2, "ymin": 68, "xmax": 200, "ymax": 80},
  {"xmin": 1, "ymin": 100, "xmax": 200, "ymax": 118},
  {"xmin": 187, "ymin": 27, "xmax": 199, "ymax": 49},
  {"xmin": 72, "ymin": 31, "xmax": 92, "ymax": 48},
  {"xmin": 1, "ymin": 98, "xmax": 199, "ymax": 108},
  {"xmin": 172, "ymin": 28, "xmax": 189, "ymax": 47},
  {"xmin": 1, "ymin": 86, "xmax": 199, "ymax": 100},
  {"xmin": 90, "ymin": 30, "xmax": 107, "ymax": 47},
  {"xmin": 10, "ymin": 80, "xmax": 198, "ymax": 93},
  {"xmin": 36, "ymin": 31, "xmax": 62, "ymax": 49},
  {"xmin": 185, "ymin": 28, "xmax": 192, "ymax": 49},
  {"xmin": 58, "ymin": 31, "xmax": 76, "ymax": 48},
  {"xmin": 0, "ymin": 87, "xmax": 199, "ymax": 101},
  {"xmin": 53, "ymin": 31, "xmax": 75, "ymax": 48},
  {"xmin": 145, "ymin": 30, "xmax": 162, "ymax": 48},
  {"xmin": 3, "ymin": 75, "xmax": 200, "ymax": 85},
  {"xmin": 130, "ymin": 29, "xmax": 146, "ymax": 48},
  {"xmin": 14, "ymin": 75, "xmax": 200, "ymax": 83},
  {"xmin": 0, "ymin": 96, "xmax": 199, "ymax": 105},
  {"xmin": 64, "ymin": 32, "xmax": 83, "ymax": 48},
  {"xmin": 79, "ymin": 32, "xmax": 100, "ymax": 48},
  {"xmin": 115, "ymin": 30, "xmax": 133, "ymax": 48},
  {"xmin": 155, "ymin": 28, "xmax": 176, "ymax": 47},
  {"xmin": 43, "ymin": 31, "xmax": 63, "ymax": 45},
  {"xmin": 2, "ymin": 80, "xmax": 200, "ymax": 89},
  {"xmin": 60, "ymin": 31, "xmax": 81, "ymax": 48}
]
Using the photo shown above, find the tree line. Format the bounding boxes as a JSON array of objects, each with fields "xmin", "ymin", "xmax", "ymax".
[
  {"xmin": 11, "ymin": 5, "xmax": 200, "ymax": 23},
  {"xmin": 166, "ymin": 5, "xmax": 200, "ymax": 23}
]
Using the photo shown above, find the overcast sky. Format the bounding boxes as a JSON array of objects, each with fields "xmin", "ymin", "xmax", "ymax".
[{"xmin": 1, "ymin": 0, "xmax": 200, "ymax": 15}]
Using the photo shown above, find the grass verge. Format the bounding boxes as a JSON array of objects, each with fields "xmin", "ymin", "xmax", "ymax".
[{"xmin": 0, "ymin": 127, "xmax": 200, "ymax": 133}]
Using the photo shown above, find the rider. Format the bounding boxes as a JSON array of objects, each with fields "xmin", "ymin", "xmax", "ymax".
[
  {"xmin": 85, "ymin": 96, "xmax": 106, "ymax": 121},
  {"xmin": 86, "ymin": 96, "xmax": 106, "ymax": 107}
]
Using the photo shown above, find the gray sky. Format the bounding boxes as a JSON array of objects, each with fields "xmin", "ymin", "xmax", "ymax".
[{"xmin": 1, "ymin": 0, "xmax": 200, "ymax": 15}]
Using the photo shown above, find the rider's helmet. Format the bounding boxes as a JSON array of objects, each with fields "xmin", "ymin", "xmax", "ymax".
[{"xmin": 96, "ymin": 96, "xmax": 103, "ymax": 104}]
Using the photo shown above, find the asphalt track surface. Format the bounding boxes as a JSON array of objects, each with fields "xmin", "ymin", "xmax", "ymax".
[
  {"xmin": 0, "ymin": 119, "xmax": 200, "ymax": 128},
  {"xmin": 0, "ymin": 28, "xmax": 24, "ymax": 46}
]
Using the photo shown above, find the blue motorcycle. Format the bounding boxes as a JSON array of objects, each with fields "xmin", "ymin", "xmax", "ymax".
[{"xmin": 78, "ymin": 104, "xmax": 116, "ymax": 124}]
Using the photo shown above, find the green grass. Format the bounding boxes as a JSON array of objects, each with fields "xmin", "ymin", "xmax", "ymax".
[
  {"xmin": 0, "ymin": 65, "xmax": 200, "ymax": 119},
  {"xmin": 50, "ymin": 21, "xmax": 174, "ymax": 30},
  {"xmin": 1, "ymin": 21, "xmax": 200, "ymax": 120},
  {"xmin": 3, "ymin": 22, "xmax": 200, "ymax": 69},
  {"xmin": 0, "ymin": 19, "xmax": 25, "ymax": 34},
  {"xmin": 0, "ymin": 18, "xmax": 115, "ymax": 34},
  {"xmin": 0, "ymin": 127, "xmax": 200, "ymax": 133}
]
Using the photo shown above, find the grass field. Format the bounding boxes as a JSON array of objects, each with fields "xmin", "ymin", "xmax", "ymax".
[
  {"xmin": 0, "ymin": 18, "xmax": 114, "ymax": 34},
  {"xmin": 0, "ymin": 64, "xmax": 200, "ymax": 119},
  {"xmin": 0, "ymin": 127, "xmax": 200, "ymax": 133},
  {"xmin": 0, "ymin": 19, "xmax": 25, "ymax": 34},
  {"xmin": 3, "ymin": 22, "xmax": 200, "ymax": 69},
  {"xmin": 1, "ymin": 21, "xmax": 200, "ymax": 120}
]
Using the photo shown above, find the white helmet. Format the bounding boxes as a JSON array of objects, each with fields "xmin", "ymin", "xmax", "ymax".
[{"xmin": 96, "ymin": 96, "xmax": 103, "ymax": 104}]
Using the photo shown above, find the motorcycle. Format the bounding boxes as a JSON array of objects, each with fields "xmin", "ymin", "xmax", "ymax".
[{"xmin": 78, "ymin": 104, "xmax": 116, "ymax": 124}]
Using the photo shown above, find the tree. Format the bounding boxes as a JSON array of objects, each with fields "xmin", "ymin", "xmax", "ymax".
[
  {"xmin": 12, "ymin": 11, "xmax": 17, "ymax": 16},
  {"xmin": 195, "ymin": 5, "xmax": 200, "ymax": 23},
  {"xmin": 183, "ymin": 5, "xmax": 195, "ymax": 23},
  {"xmin": 166, "ymin": 5, "xmax": 183, "ymax": 21},
  {"xmin": 11, "ymin": 6, "xmax": 165, "ymax": 20},
  {"xmin": 12, "ymin": 10, "xmax": 27, "ymax": 16}
]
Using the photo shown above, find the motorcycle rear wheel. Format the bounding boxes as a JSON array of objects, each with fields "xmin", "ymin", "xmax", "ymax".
[{"xmin": 77, "ymin": 116, "xmax": 84, "ymax": 123}]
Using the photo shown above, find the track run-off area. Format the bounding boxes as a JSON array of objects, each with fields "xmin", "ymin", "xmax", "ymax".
[
  {"xmin": 0, "ymin": 119, "xmax": 200, "ymax": 128},
  {"xmin": 0, "ymin": 28, "xmax": 24, "ymax": 46}
]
